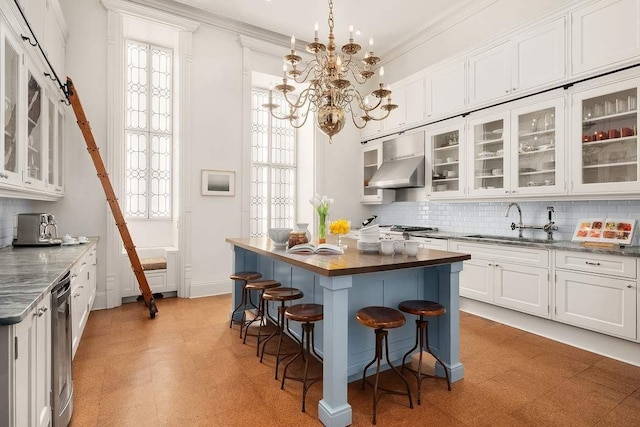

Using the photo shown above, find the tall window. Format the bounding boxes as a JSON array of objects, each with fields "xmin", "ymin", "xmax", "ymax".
[
  {"xmin": 250, "ymin": 89, "xmax": 296, "ymax": 237},
  {"xmin": 125, "ymin": 40, "xmax": 173, "ymax": 219}
]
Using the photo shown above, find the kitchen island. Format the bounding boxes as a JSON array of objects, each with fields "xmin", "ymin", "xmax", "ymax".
[{"xmin": 226, "ymin": 237, "xmax": 470, "ymax": 427}]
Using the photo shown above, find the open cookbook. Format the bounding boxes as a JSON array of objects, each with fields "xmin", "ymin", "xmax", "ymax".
[
  {"xmin": 286, "ymin": 243, "xmax": 344, "ymax": 255},
  {"xmin": 572, "ymin": 218, "xmax": 636, "ymax": 245}
]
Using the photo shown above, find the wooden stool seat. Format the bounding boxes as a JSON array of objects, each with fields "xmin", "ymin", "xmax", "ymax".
[
  {"xmin": 398, "ymin": 300, "xmax": 446, "ymax": 317},
  {"xmin": 262, "ymin": 287, "xmax": 304, "ymax": 302},
  {"xmin": 230, "ymin": 271, "xmax": 262, "ymax": 282},
  {"xmin": 245, "ymin": 279, "xmax": 281, "ymax": 291},
  {"xmin": 398, "ymin": 299, "xmax": 451, "ymax": 405},
  {"xmin": 357, "ymin": 306, "xmax": 412, "ymax": 424},
  {"xmin": 281, "ymin": 303, "xmax": 324, "ymax": 412},
  {"xmin": 356, "ymin": 306, "xmax": 406, "ymax": 329},
  {"xmin": 284, "ymin": 303, "xmax": 323, "ymax": 323}
]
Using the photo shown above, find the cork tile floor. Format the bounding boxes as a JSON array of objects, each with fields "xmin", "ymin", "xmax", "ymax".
[{"xmin": 70, "ymin": 295, "xmax": 640, "ymax": 426}]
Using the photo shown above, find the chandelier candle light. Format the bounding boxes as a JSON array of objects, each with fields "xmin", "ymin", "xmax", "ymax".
[
  {"xmin": 262, "ymin": 0, "xmax": 396, "ymax": 141},
  {"xmin": 310, "ymin": 194, "xmax": 333, "ymax": 244}
]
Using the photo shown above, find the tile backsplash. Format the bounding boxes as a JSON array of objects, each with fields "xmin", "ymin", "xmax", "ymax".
[
  {"xmin": 372, "ymin": 200, "xmax": 640, "ymax": 246},
  {"xmin": 0, "ymin": 199, "xmax": 34, "ymax": 247}
]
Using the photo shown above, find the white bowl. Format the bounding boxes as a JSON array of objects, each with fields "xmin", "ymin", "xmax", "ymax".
[
  {"xmin": 358, "ymin": 234, "xmax": 380, "ymax": 243},
  {"xmin": 268, "ymin": 228, "xmax": 292, "ymax": 247}
]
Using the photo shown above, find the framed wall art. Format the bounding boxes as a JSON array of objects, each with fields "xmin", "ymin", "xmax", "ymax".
[{"xmin": 201, "ymin": 169, "xmax": 235, "ymax": 196}]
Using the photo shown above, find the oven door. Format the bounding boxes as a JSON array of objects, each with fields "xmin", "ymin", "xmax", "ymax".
[{"xmin": 51, "ymin": 271, "xmax": 73, "ymax": 426}]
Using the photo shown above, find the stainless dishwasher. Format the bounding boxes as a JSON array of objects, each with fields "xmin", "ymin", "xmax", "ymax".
[{"xmin": 51, "ymin": 271, "xmax": 73, "ymax": 426}]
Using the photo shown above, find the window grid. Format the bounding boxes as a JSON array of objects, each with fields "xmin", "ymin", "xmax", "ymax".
[
  {"xmin": 250, "ymin": 89, "xmax": 296, "ymax": 237},
  {"xmin": 125, "ymin": 40, "xmax": 173, "ymax": 219}
]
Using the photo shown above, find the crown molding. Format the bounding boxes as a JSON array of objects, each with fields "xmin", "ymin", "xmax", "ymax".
[
  {"xmin": 380, "ymin": 0, "xmax": 500, "ymax": 63},
  {"xmin": 101, "ymin": 0, "xmax": 200, "ymax": 32}
]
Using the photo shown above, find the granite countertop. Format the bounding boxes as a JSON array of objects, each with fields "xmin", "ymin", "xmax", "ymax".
[
  {"xmin": 226, "ymin": 236, "xmax": 470, "ymax": 277},
  {"xmin": 0, "ymin": 238, "xmax": 98, "ymax": 326},
  {"xmin": 405, "ymin": 231, "xmax": 640, "ymax": 257}
]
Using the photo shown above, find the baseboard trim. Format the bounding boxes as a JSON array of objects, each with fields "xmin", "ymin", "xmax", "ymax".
[
  {"xmin": 189, "ymin": 279, "xmax": 232, "ymax": 298},
  {"xmin": 461, "ymin": 297, "xmax": 640, "ymax": 367}
]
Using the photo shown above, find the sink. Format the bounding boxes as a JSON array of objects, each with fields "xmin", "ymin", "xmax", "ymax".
[{"xmin": 463, "ymin": 234, "xmax": 557, "ymax": 244}]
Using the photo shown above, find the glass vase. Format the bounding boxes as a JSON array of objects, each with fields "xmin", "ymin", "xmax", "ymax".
[{"xmin": 318, "ymin": 213, "xmax": 327, "ymax": 244}]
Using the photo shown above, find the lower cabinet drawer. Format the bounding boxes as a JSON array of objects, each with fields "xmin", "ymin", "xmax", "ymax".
[{"xmin": 555, "ymin": 250, "xmax": 636, "ymax": 279}]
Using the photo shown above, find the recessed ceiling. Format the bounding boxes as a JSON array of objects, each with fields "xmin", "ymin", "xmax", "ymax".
[{"xmin": 170, "ymin": 0, "xmax": 473, "ymax": 53}]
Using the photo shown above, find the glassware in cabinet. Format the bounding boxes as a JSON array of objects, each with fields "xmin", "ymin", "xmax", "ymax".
[
  {"xmin": 470, "ymin": 117, "xmax": 507, "ymax": 193},
  {"xmin": 512, "ymin": 99, "xmax": 564, "ymax": 194},
  {"xmin": 428, "ymin": 122, "xmax": 464, "ymax": 198},
  {"xmin": 572, "ymin": 80, "xmax": 639, "ymax": 194}
]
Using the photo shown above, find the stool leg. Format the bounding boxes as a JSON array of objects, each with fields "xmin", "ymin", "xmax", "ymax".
[
  {"xmin": 300, "ymin": 323, "xmax": 314, "ymax": 412},
  {"xmin": 416, "ymin": 319, "xmax": 426, "ymax": 404},
  {"xmin": 259, "ymin": 301, "xmax": 281, "ymax": 363},
  {"xmin": 372, "ymin": 329, "xmax": 385, "ymax": 425},
  {"xmin": 243, "ymin": 289, "xmax": 265, "ymax": 345},
  {"xmin": 383, "ymin": 331, "xmax": 413, "ymax": 411},
  {"xmin": 401, "ymin": 318, "xmax": 421, "ymax": 375},
  {"xmin": 273, "ymin": 303, "xmax": 287, "ymax": 380},
  {"xmin": 281, "ymin": 323, "xmax": 306, "ymax": 391},
  {"xmin": 424, "ymin": 319, "xmax": 451, "ymax": 391},
  {"xmin": 229, "ymin": 281, "xmax": 248, "ymax": 333}
]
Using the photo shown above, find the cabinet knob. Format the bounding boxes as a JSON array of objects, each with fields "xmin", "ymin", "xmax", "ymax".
[
  {"xmin": 585, "ymin": 261, "xmax": 601, "ymax": 266},
  {"xmin": 24, "ymin": 180, "xmax": 31, "ymax": 185},
  {"xmin": 505, "ymin": 89, "xmax": 510, "ymax": 93},
  {"xmin": 627, "ymin": 284, "xmax": 633, "ymax": 288},
  {"xmin": 494, "ymin": 264, "xmax": 500, "ymax": 267},
  {"xmin": 505, "ymin": 190, "xmax": 509, "ymax": 193}
]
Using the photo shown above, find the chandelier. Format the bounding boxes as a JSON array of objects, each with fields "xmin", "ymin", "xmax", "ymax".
[{"xmin": 262, "ymin": 0, "xmax": 396, "ymax": 141}]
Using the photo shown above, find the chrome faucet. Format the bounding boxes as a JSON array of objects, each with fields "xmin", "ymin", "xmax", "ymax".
[
  {"xmin": 543, "ymin": 206, "xmax": 559, "ymax": 240},
  {"xmin": 505, "ymin": 202, "xmax": 524, "ymax": 238}
]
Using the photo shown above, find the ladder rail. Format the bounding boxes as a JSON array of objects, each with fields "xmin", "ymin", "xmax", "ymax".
[{"xmin": 66, "ymin": 77, "xmax": 157, "ymax": 318}]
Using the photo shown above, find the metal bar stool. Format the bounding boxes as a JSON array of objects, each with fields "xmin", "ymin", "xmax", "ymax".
[
  {"xmin": 242, "ymin": 279, "xmax": 281, "ymax": 345},
  {"xmin": 398, "ymin": 300, "xmax": 451, "ymax": 405},
  {"xmin": 281, "ymin": 303, "xmax": 323, "ymax": 412},
  {"xmin": 357, "ymin": 306, "xmax": 413, "ymax": 425},
  {"xmin": 229, "ymin": 271, "xmax": 262, "ymax": 337},
  {"xmin": 259, "ymin": 287, "xmax": 304, "ymax": 379}
]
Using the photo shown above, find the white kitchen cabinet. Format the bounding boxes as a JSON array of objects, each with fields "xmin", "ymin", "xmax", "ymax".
[
  {"xmin": 467, "ymin": 97, "xmax": 566, "ymax": 198},
  {"xmin": 361, "ymin": 141, "xmax": 395, "ymax": 204},
  {"xmin": 360, "ymin": 120, "xmax": 383, "ymax": 141},
  {"xmin": 24, "ymin": 63, "xmax": 48, "ymax": 191},
  {"xmin": 570, "ymin": 77, "xmax": 639, "ymax": 194},
  {"xmin": 427, "ymin": 121, "xmax": 465, "ymax": 199},
  {"xmin": 425, "ymin": 58, "xmax": 466, "ymax": 120},
  {"xmin": 555, "ymin": 270, "xmax": 636, "ymax": 340},
  {"xmin": 1, "ymin": 23, "xmax": 23, "ymax": 188},
  {"xmin": 555, "ymin": 250, "xmax": 637, "ymax": 340},
  {"xmin": 467, "ymin": 111, "xmax": 510, "ymax": 197},
  {"xmin": 468, "ymin": 18, "xmax": 566, "ymax": 106},
  {"xmin": 71, "ymin": 244, "xmax": 96, "ymax": 358},
  {"xmin": 510, "ymin": 17, "xmax": 566, "ymax": 93},
  {"xmin": 571, "ymin": 0, "xmax": 640, "ymax": 76},
  {"xmin": 450, "ymin": 240, "xmax": 550, "ymax": 318},
  {"xmin": 1, "ymin": 296, "xmax": 52, "ymax": 427},
  {"xmin": 384, "ymin": 74, "xmax": 425, "ymax": 132},
  {"xmin": 509, "ymin": 97, "xmax": 566, "ymax": 195},
  {"xmin": 468, "ymin": 42, "xmax": 511, "ymax": 106}
]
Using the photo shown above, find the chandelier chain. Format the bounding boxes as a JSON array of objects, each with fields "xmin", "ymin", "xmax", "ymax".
[{"xmin": 328, "ymin": 0, "xmax": 334, "ymax": 32}]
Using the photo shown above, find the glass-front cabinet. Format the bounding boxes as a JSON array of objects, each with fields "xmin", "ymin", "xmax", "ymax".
[
  {"xmin": 25, "ymin": 67, "xmax": 47, "ymax": 190},
  {"xmin": 361, "ymin": 141, "xmax": 395, "ymax": 204},
  {"xmin": 467, "ymin": 112, "xmax": 509, "ymax": 197},
  {"xmin": 571, "ymin": 78, "xmax": 639, "ymax": 194},
  {"xmin": 428, "ymin": 121, "xmax": 465, "ymax": 199},
  {"xmin": 1, "ymin": 26, "xmax": 22, "ymax": 187},
  {"xmin": 510, "ymin": 98, "xmax": 565, "ymax": 195}
]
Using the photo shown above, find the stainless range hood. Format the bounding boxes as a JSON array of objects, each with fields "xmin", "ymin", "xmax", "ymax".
[{"xmin": 367, "ymin": 132, "xmax": 425, "ymax": 189}]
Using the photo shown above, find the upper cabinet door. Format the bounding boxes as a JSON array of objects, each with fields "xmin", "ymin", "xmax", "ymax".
[
  {"xmin": 467, "ymin": 112, "xmax": 511, "ymax": 197},
  {"xmin": 571, "ymin": 0, "xmax": 640, "ymax": 75},
  {"xmin": 427, "ymin": 121, "xmax": 466, "ymax": 199},
  {"xmin": 468, "ymin": 42, "xmax": 511, "ymax": 105},
  {"xmin": 511, "ymin": 17, "xmax": 566, "ymax": 93},
  {"xmin": 24, "ymin": 66, "xmax": 47, "ymax": 191},
  {"xmin": 385, "ymin": 76, "xmax": 425, "ymax": 132},
  {"xmin": 1, "ymin": 26, "xmax": 24, "ymax": 187},
  {"xmin": 570, "ymin": 78, "xmax": 639, "ymax": 194},
  {"xmin": 426, "ymin": 59, "xmax": 466, "ymax": 120},
  {"xmin": 510, "ymin": 97, "xmax": 566, "ymax": 196}
]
